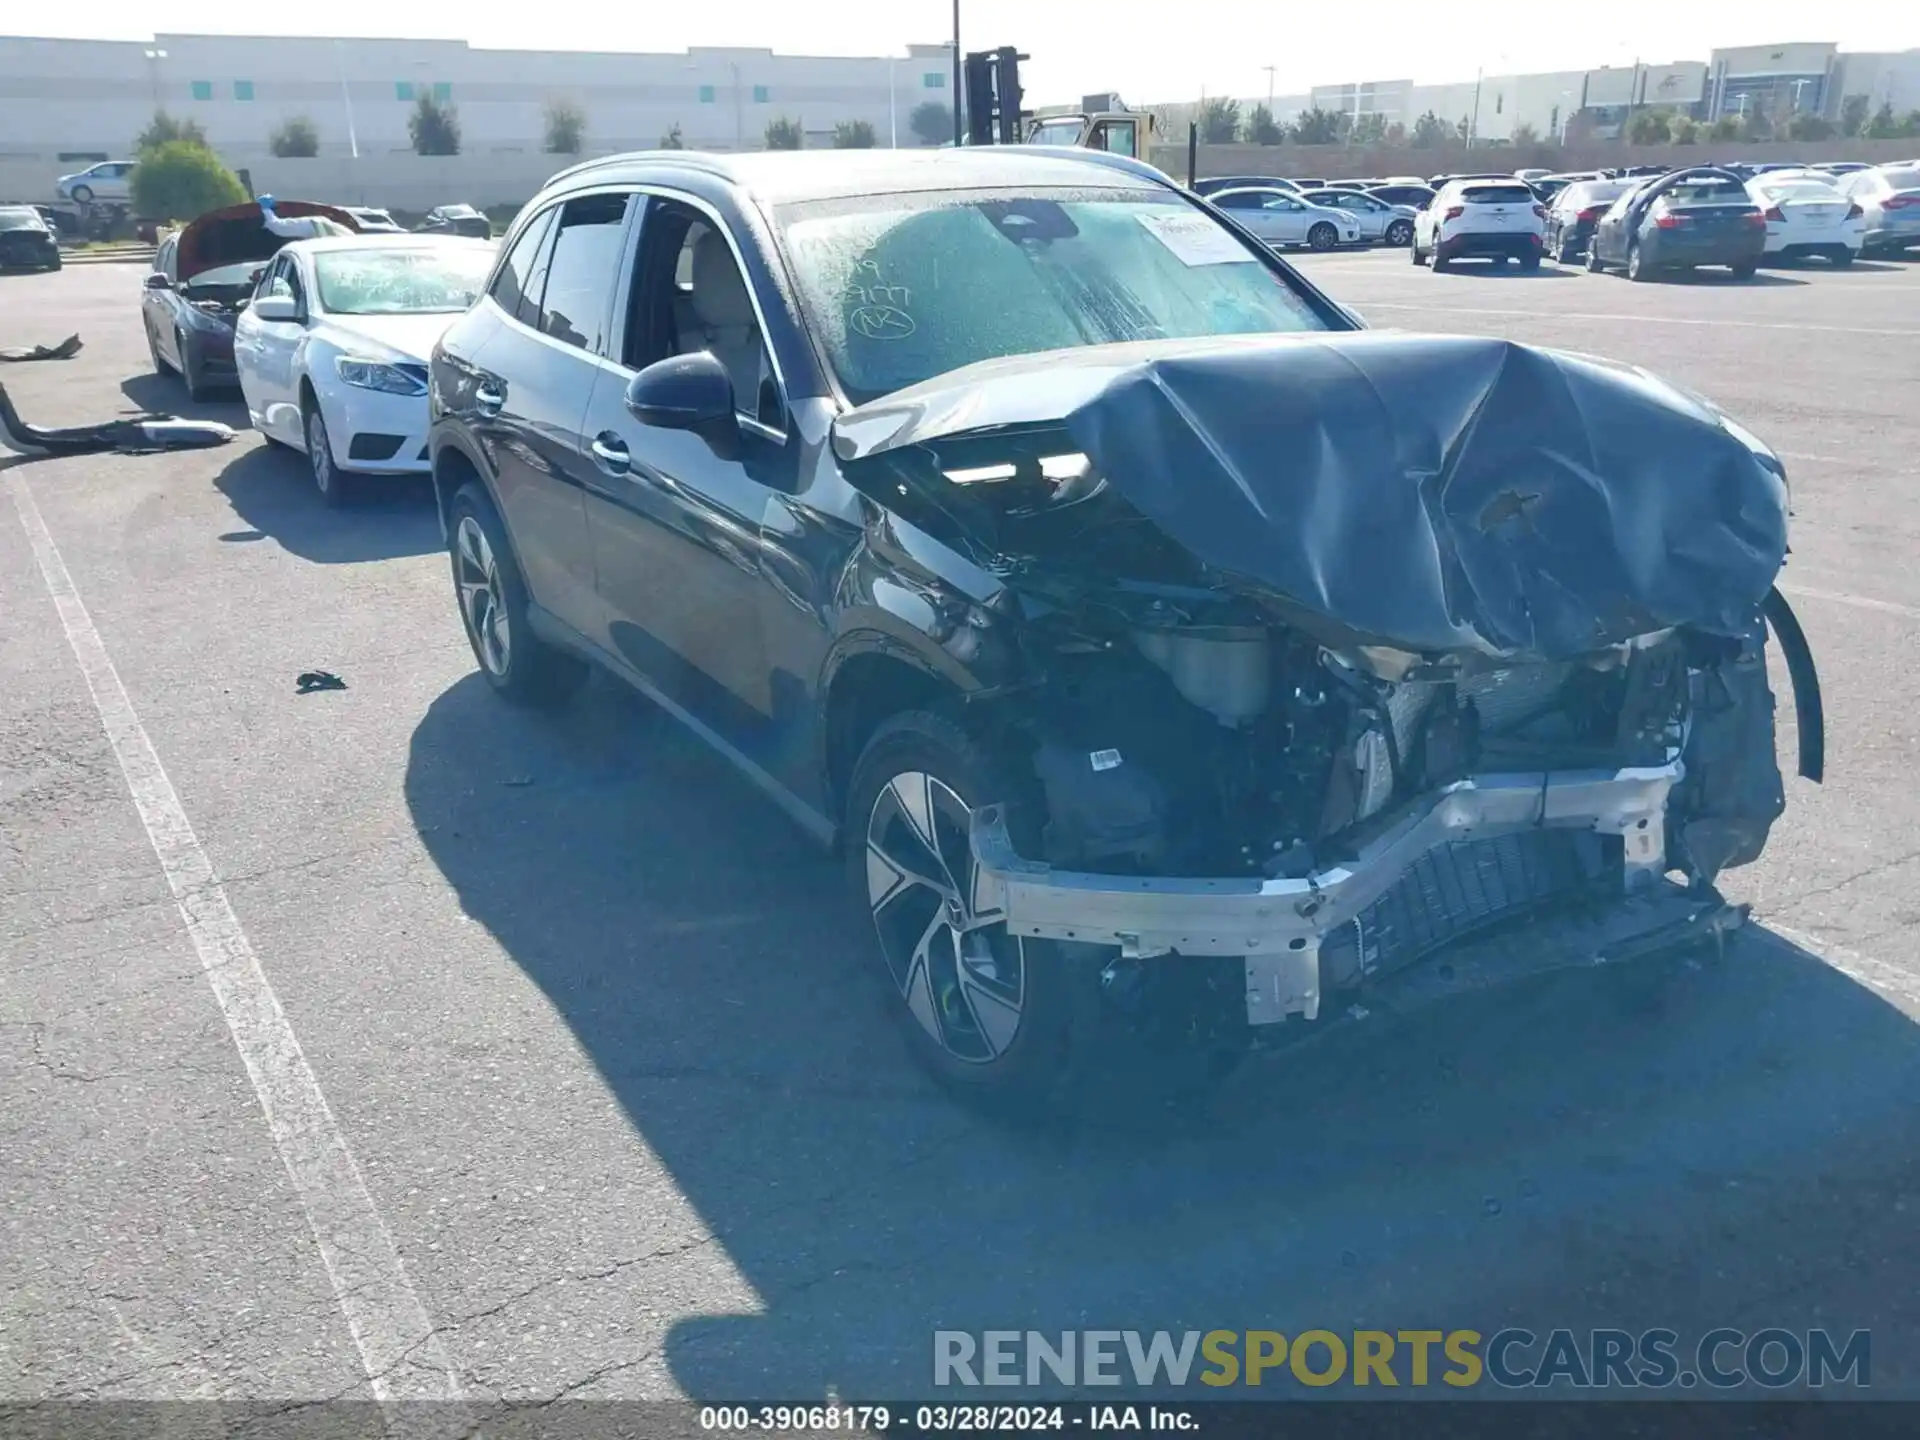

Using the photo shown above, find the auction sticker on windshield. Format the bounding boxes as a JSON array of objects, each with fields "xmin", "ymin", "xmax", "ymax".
[{"xmin": 1136, "ymin": 210, "xmax": 1254, "ymax": 266}]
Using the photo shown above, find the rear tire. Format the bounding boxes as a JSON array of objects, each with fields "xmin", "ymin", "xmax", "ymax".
[
  {"xmin": 1730, "ymin": 260, "xmax": 1758, "ymax": 281},
  {"xmin": 447, "ymin": 483, "xmax": 588, "ymax": 708},
  {"xmin": 70, "ymin": 185, "xmax": 93, "ymax": 205},
  {"xmin": 1627, "ymin": 242, "xmax": 1653, "ymax": 282},
  {"xmin": 1431, "ymin": 246, "xmax": 1450, "ymax": 273},
  {"xmin": 1519, "ymin": 251, "xmax": 1541, "ymax": 271},
  {"xmin": 1830, "ymin": 250, "xmax": 1853, "ymax": 268}
]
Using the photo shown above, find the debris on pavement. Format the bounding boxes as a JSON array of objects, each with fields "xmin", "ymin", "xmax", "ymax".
[
  {"xmin": 0, "ymin": 381, "xmax": 233, "ymax": 456},
  {"xmin": 0, "ymin": 335, "xmax": 83, "ymax": 363},
  {"xmin": 295, "ymin": 671, "xmax": 348, "ymax": 694}
]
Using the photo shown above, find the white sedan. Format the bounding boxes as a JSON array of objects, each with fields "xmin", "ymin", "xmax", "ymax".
[
  {"xmin": 1207, "ymin": 187, "xmax": 1363, "ymax": 251},
  {"xmin": 1748, "ymin": 177, "xmax": 1865, "ymax": 267},
  {"xmin": 233, "ymin": 234, "xmax": 495, "ymax": 505}
]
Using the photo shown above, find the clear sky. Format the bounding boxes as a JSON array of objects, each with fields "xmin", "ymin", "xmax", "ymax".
[{"xmin": 14, "ymin": 2, "xmax": 1914, "ymax": 105}]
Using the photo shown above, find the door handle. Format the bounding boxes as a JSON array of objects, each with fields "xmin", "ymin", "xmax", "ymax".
[
  {"xmin": 473, "ymin": 383, "xmax": 504, "ymax": 416},
  {"xmin": 590, "ymin": 434, "xmax": 631, "ymax": 475}
]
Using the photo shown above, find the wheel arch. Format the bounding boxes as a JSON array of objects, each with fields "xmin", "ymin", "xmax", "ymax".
[
  {"xmin": 431, "ymin": 435, "xmax": 497, "ymax": 544},
  {"xmin": 821, "ymin": 646, "xmax": 965, "ymax": 835}
]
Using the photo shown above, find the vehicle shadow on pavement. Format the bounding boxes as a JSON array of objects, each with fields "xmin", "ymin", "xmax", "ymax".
[
  {"xmin": 406, "ymin": 672, "xmax": 1920, "ymax": 1402},
  {"xmin": 211, "ymin": 441, "xmax": 441, "ymax": 564},
  {"xmin": 119, "ymin": 373, "xmax": 250, "ymax": 423}
]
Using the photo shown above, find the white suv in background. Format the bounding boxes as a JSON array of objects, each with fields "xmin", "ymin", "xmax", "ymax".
[{"xmin": 1412, "ymin": 179, "xmax": 1548, "ymax": 271}]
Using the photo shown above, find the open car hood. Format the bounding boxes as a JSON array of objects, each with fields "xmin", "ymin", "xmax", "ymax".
[
  {"xmin": 173, "ymin": 200, "xmax": 361, "ymax": 284},
  {"xmin": 831, "ymin": 333, "xmax": 1790, "ymax": 661}
]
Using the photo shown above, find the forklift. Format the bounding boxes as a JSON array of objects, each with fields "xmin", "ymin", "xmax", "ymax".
[{"xmin": 963, "ymin": 48, "xmax": 1158, "ymax": 160}]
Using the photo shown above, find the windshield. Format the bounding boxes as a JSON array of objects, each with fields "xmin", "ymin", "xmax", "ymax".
[
  {"xmin": 1762, "ymin": 182, "xmax": 1842, "ymax": 202},
  {"xmin": 775, "ymin": 187, "xmax": 1331, "ymax": 405},
  {"xmin": 1027, "ymin": 120, "xmax": 1084, "ymax": 147},
  {"xmin": 1664, "ymin": 179, "xmax": 1750, "ymax": 204},
  {"xmin": 1460, "ymin": 184, "xmax": 1536, "ymax": 205},
  {"xmin": 314, "ymin": 247, "xmax": 494, "ymax": 315},
  {"xmin": 0, "ymin": 208, "xmax": 45, "ymax": 231}
]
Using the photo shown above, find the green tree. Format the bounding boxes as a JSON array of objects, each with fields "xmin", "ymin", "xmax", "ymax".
[
  {"xmin": 1247, "ymin": 103, "xmax": 1285, "ymax": 145},
  {"xmin": 1350, "ymin": 112, "xmax": 1388, "ymax": 145},
  {"xmin": 909, "ymin": 100, "xmax": 952, "ymax": 146},
  {"xmin": 1510, "ymin": 121, "xmax": 1540, "ymax": 145},
  {"xmin": 268, "ymin": 115, "xmax": 320, "ymax": 158},
  {"xmin": 1410, "ymin": 110, "xmax": 1449, "ymax": 149},
  {"xmin": 129, "ymin": 140, "xmax": 247, "ymax": 223},
  {"xmin": 832, "ymin": 119, "xmax": 876, "ymax": 149},
  {"xmin": 1707, "ymin": 115, "xmax": 1743, "ymax": 142},
  {"xmin": 1198, "ymin": 97, "xmax": 1241, "ymax": 143},
  {"xmin": 1839, "ymin": 94, "xmax": 1870, "ymax": 137},
  {"xmin": 134, "ymin": 109, "xmax": 207, "ymax": 155},
  {"xmin": 659, "ymin": 123, "xmax": 686, "ymax": 150},
  {"xmin": 1384, "ymin": 120, "xmax": 1408, "ymax": 144},
  {"xmin": 1785, "ymin": 112, "xmax": 1835, "ymax": 141},
  {"xmin": 544, "ymin": 98, "xmax": 586, "ymax": 155},
  {"xmin": 764, "ymin": 116, "xmax": 804, "ymax": 150},
  {"xmin": 408, "ymin": 91, "xmax": 461, "ymax": 155},
  {"xmin": 1291, "ymin": 105, "xmax": 1342, "ymax": 145},
  {"xmin": 1669, "ymin": 116, "xmax": 1699, "ymax": 145},
  {"xmin": 1626, "ymin": 109, "xmax": 1672, "ymax": 144},
  {"xmin": 1906, "ymin": 111, "xmax": 1920, "ymax": 138},
  {"xmin": 1863, "ymin": 101, "xmax": 1899, "ymax": 139}
]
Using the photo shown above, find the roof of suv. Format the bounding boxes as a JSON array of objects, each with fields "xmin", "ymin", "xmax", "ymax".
[{"xmin": 540, "ymin": 146, "xmax": 1173, "ymax": 205}]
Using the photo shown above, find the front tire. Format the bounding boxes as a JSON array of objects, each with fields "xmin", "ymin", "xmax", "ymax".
[
  {"xmin": 1586, "ymin": 242, "xmax": 1606, "ymax": 273},
  {"xmin": 304, "ymin": 402, "xmax": 350, "ymax": 507},
  {"xmin": 848, "ymin": 712, "xmax": 1081, "ymax": 1110},
  {"xmin": 1386, "ymin": 219, "xmax": 1413, "ymax": 247},
  {"xmin": 148, "ymin": 319, "xmax": 175, "ymax": 375},
  {"xmin": 70, "ymin": 185, "xmax": 93, "ymax": 205},
  {"xmin": 447, "ymin": 484, "xmax": 588, "ymax": 708},
  {"xmin": 1431, "ymin": 246, "xmax": 1450, "ymax": 273},
  {"xmin": 1307, "ymin": 222, "xmax": 1338, "ymax": 252}
]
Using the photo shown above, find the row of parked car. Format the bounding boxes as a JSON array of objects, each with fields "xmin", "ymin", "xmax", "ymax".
[{"xmin": 1192, "ymin": 161, "xmax": 1920, "ymax": 275}]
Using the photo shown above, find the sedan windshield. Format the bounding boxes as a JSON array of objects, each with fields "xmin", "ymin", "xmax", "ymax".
[
  {"xmin": 0, "ymin": 208, "xmax": 46, "ymax": 231},
  {"xmin": 314, "ymin": 247, "xmax": 494, "ymax": 315},
  {"xmin": 775, "ymin": 187, "xmax": 1332, "ymax": 404}
]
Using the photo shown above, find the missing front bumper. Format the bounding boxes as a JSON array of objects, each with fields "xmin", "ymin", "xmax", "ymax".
[{"xmin": 970, "ymin": 762, "xmax": 1687, "ymax": 1027}]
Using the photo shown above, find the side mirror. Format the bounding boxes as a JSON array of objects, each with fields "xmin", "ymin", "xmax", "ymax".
[
  {"xmin": 143, "ymin": 272, "xmax": 171, "ymax": 290},
  {"xmin": 624, "ymin": 352, "xmax": 740, "ymax": 459},
  {"xmin": 250, "ymin": 293, "xmax": 300, "ymax": 323}
]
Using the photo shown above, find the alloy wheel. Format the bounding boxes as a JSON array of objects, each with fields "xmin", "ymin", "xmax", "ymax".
[
  {"xmin": 865, "ymin": 771, "xmax": 1025, "ymax": 1064},
  {"xmin": 454, "ymin": 515, "xmax": 511, "ymax": 678}
]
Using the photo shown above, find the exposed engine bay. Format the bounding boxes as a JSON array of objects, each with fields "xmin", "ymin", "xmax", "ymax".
[{"xmin": 834, "ymin": 334, "xmax": 1823, "ymax": 1025}]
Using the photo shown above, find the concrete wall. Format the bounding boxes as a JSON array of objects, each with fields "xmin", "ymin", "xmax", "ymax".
[{"xmin": 1152, "ymin": 137, "xmax": 1920, "ymax": 184}]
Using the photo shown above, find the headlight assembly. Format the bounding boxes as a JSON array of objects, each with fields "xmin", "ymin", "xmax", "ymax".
[{"xmin": 335, "ymin": 357, "xmax": 427, "ymax": 396}]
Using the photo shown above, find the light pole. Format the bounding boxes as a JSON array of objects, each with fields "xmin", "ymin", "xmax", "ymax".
[
  {"xmin": 951, "ymin": 1, "xmax": 963, "ymax": 145},
  {"xmin": 142, "ymin": 48, "xmax": 167, "ymax": 110},
  {"xmin": 889, "ymin": 58, "xmax": 897, "ymax": 148},
  {"xmin": 335, "ymin": 40, "xmax": 360, "ymax": 158},
  {"xmin": 1263, "ymin": 65, "xmax": 1276, "ymax": 111}
]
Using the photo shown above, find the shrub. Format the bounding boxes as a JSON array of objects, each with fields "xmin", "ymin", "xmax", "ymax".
[
  {"xmin": 764, "ymin": 116, "xmax": 804, "ymax": 150},
  {"xmin": 1247, "ymin": 104, "xmax": 1285, "ymax": 145},
  {"xmin": 659, "ymin": 123, "xmax": 686, "ymax": 150},
  {"xmin": 1199, "ymin": 97, "xmax": 1240, "ymax": 143},
  {"xmin": 135, "ymin": 110, "xmax": 207, "ymax": 155},
  {"xmin": 268, "ymin": 116, "xmax": 320, "ymax": 158},
  {"xmin": 908, "ymin": 101, "xmax": 952, "ymax": 146},
  {"xmin": 544, "ymin": 98, "xmax": 585, "ymax": 155},
  {"xmin": 409, "ymin": 92, "xmax": 461, "ymax": 155},
  {"xmin": 130, "ymin": 141, "xmax": 247, "ymax": 223},
  {"xmin": 832, "ymin": 119, "xmax": 876, "ymax": 149}
]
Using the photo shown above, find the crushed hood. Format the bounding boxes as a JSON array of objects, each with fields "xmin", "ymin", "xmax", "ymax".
[{"xmin": 832, "ymin": 333, "xmax": 1790, "ymax": 660}]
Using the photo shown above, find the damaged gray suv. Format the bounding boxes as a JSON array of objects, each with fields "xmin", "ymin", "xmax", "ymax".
[{"xmin": 428, "ymin": 148, "xmax": 1823, "ymax": 1108}]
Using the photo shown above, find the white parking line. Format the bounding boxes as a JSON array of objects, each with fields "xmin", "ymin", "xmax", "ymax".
[
  {"xmin": 6, "ymin": 471, "xmax": 469, "ymax": 1421},
  {"xmin": 1775, "ymin": 580, "xmax": 1920, "ymax": 624},
  {"xmin": 1355, "ymin": 301, "xmax": 1920, "ymax": 336}
]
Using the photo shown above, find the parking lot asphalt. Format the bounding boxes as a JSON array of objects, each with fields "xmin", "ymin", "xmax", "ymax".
[{"xmin": 4, "ymin": 254, "xmax": 1919, "ymax": 1407}]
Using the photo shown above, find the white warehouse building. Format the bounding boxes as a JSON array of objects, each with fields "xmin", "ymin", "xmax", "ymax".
[{"xmin": 0, "ymin": 32, "xmax": 959, "ymax": 200}]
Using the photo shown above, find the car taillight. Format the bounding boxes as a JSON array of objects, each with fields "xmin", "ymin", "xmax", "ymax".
[
  {"xmin": 1743, "ymin": 211, "xmax": 1767, "ymax": 228},
  {"xmin": 1885, "ymin": 196, "xmax": 1918, "ymax": 211},
  {"xmin": 1846, "ymin": 203, "xmax": 1863, "ymax": 219},
  {"xmin": 1763, "ymin": 206, "xmax": 1785, "ymax": 223},
  {"xmin": 1531, "ymin": 204, "xmax": 1548, "ymax": 220},
  {"xmin": 1653, "ymin": 213, "xmax": 1682, "ymax": 229},
  {"xmin": 1444, "ymin": 205, "xmax": 1464, "ymax": 221},
  {"xmin": 1577, "ymin": 207, "xmax": 1602, "ymax": 223}
]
